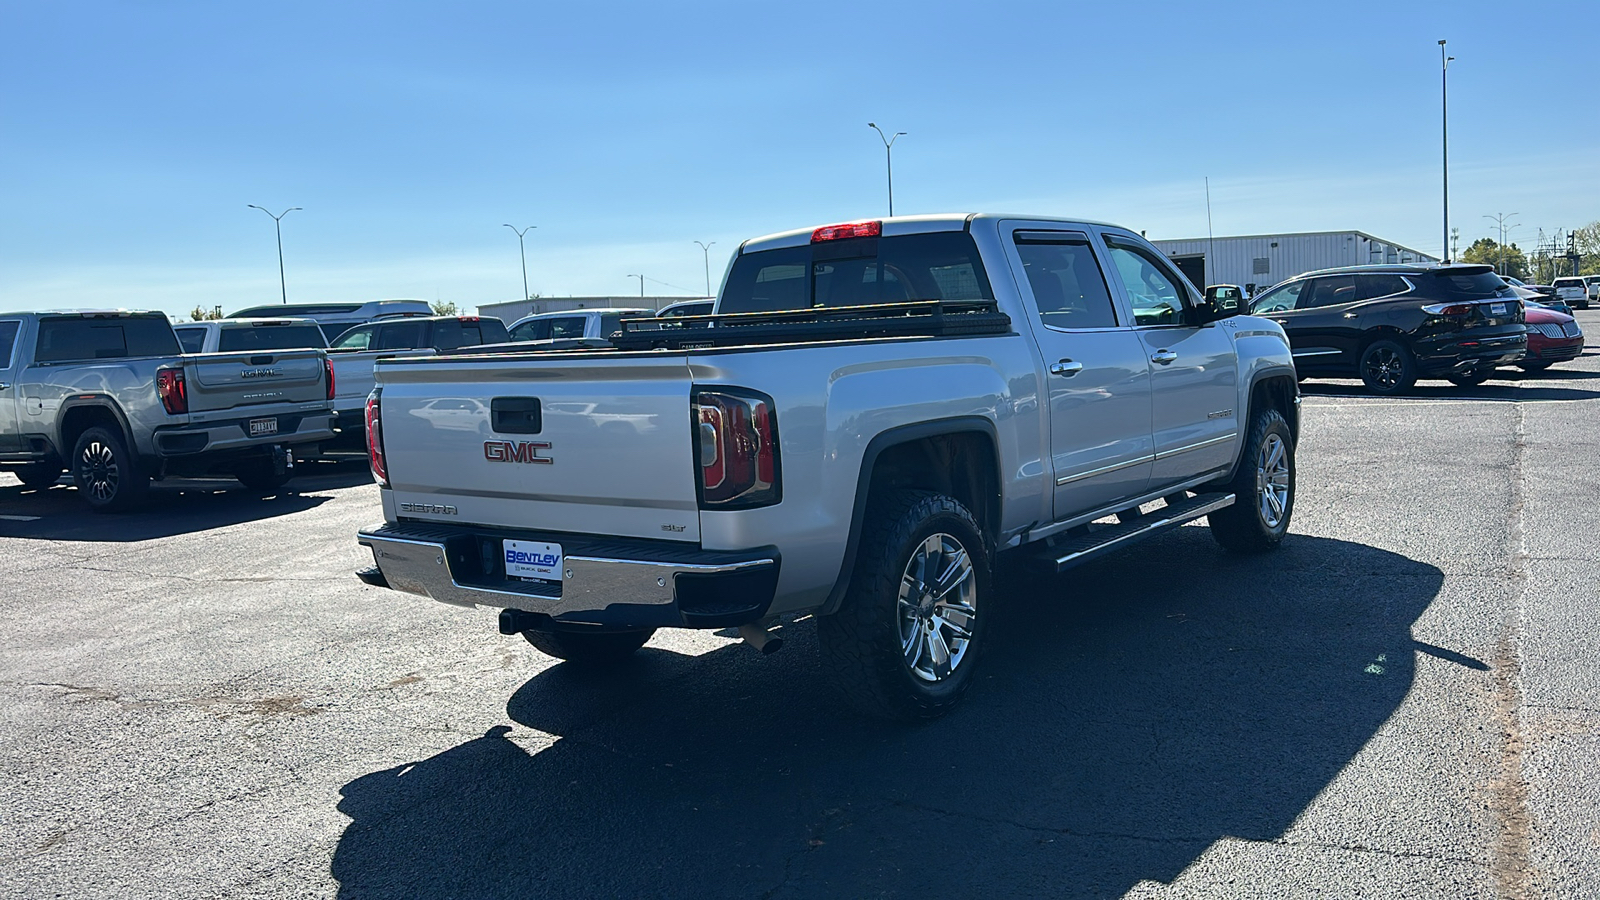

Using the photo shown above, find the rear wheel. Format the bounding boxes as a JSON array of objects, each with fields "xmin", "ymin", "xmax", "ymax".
[
  {"xmin": 1358, "ymin": 339, "xmax": 1417, "ymax": 395},
  {"xmin": 71, "ymin": 426, "xmax": 149, "ymax": 513},
  {"xmin": 1209, "ymin": 407, "xmax": 1295, "ymax": 553},
  {"xmin": 13, "ymin": 462, "xmax": 63, "ymax": 488},
  {"xmin": 521, "ymin": 628, "xmax": 654, "ymax": 666},
  {"xmin": 818, "ymin": 489, "xmax": 989, "ymax": 721},
  {"xmin": 1446, "ymin": 369, "xmax": 1493, "ymax": 387}
]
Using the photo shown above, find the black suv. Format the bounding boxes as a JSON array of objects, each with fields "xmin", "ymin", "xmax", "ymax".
[{"xmin": 1249, "ymin": 264, "xmax": 1526, "ymax": 394}]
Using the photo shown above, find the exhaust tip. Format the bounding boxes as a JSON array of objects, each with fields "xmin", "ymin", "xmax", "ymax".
[{"xmin": 738, "ymin": 623, "xmax": 783, "ymax": 655}]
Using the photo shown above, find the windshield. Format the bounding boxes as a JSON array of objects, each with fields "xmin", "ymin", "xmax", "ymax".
[
  {"xmin": 218, "ymin": 324, "xmax": 326, "ymax": 352},
  {"xmin": 720, "ymin": 232, "xmax": 993, "ymax": 314}
]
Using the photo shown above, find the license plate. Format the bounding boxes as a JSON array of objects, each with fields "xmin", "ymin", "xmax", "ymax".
[
  {"xmin": 248, "ymin": 417, "xmax": 279, "ymax": 436},
  {"xmin": 504, "ymin": 539, "xmax": 563, "ymax": 582},
  {"xmin": 1490, "ymin": 302, "xmax": 1508, "ymax": 316}
]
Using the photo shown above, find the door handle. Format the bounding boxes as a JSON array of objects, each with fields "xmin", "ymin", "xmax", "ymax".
[
  {"xmin": 1272, "ymin": 318, "xmax": 1289, "ymax": 325},
  {"xmin": 0, "ymin": 382, "xmax": 10, "ymax": 391},
  {"xmin": 1150, "ymin": 350, "xmax": 1179, "ymax": 365},
  {"xmin": 1343, "ymin": 312, "xmax": 1359, "ymax": 319},
  {"xmin": 1049, "ymin": 360, "xmax": 1084, "ymax": 377}
]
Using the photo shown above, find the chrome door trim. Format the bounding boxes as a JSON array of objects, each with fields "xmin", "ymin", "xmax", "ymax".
[
  {"xmin": 1054, "ymin": 453, "xmax": 1156, "ymax": 486},
  {"xmin": 1291, "ymin": 348, "xmax": 1341, "ymax": 358},
  {"xmin": 1153, "ymin": 433, "xmax": 1235, "ymax": 460}
]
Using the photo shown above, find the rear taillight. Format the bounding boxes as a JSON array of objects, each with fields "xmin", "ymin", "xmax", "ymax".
[
  {"xmin": 156, "ymin": 367, "xmax": 187, "ymax": 415},
  {"xmin": 365, "ymin": 388, "xmax": 388, "ymax": 486},
  {"xmin": 693, "ymin": 388, "xmax": 779, "ymax": 509},
  {"xmin": 324, "ymin": 357, "xmax": 336, "ymax": 401}
]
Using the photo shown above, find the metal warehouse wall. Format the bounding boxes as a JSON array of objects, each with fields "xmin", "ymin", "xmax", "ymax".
[{"xmin": 1151, "ymin": 232, "xmax": 1438, "ymax": 294}]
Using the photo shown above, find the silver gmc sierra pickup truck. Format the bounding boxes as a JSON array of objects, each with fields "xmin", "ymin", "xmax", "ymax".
[
  {"xmin": 356, "ymin": 214, "xmax": 1301, "ymax": 719},
  {"xmin": 0, "ymin": 310, "xmax": 336, "ymax": 510}
]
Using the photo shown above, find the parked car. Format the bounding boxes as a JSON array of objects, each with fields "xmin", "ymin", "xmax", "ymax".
[
  {"xmin": 656, "ymin": 299, "xmax": 715, "ymax": 318},
  {"xmin": 326, "ymin": 315, "xmax": 508, "ymax": 434},
  {"xmin": 507, "ymin": 308, "xmax": 650, "ymax": 343},
  {"xmin": 1248, "ymin": 264, "xmax": 1526, "ymax": 393},
  {"xmin": 0, "ymin": 311, "xmax": 335, "ymax": 508},
  {"xmin": 1585, "ymin": 275, "xmax": 1600, "ymax": 306},
  {"xmin": 227, "ymin": 300, "xmax": 433, "ymax": 344},
  {"xmin": 355, "ymin": 214, "xmax": 1301, "ymax": 720},
  {"xmin": 1517, "ymin": 303, "xmax": 1585, "ymax": 371},
  {"xmin": 174, "ymin": 318, "xmax": 328, "ymax": 354},
  {"xmin": 1552, "ymin": 277, "xmax": 1591, "ymax": 310}
]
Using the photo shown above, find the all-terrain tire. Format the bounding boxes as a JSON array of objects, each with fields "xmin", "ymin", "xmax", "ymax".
[
  {"xmin": 521, "ymin": 628, "xmax": 655, "ymax": 667},
  {"xmin": 1209, "ymin": 408, "xmax": 1295, "ymax": 554},
  {"xmin": 71, "ymin": 426, "xmax": 149, "ymax": 513},
  {"xmin": 817, "ymin": 489, "xmax": 989, "ymax": 721},
  {"xmin": 1358, "ymin": 339, "xmax": 1418, "ymax": 395}
]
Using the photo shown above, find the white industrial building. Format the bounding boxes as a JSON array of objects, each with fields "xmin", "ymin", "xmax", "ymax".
[
  {"xmin": 1150, "ymin": 231, "xmax": 1438, "ymax": 296},
  {"xmin": 476, "ymin": 295, "xmax": 710, "ymax": 323}
]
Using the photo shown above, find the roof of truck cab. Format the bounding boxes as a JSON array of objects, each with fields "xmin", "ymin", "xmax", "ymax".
[{"xmin": 738, "ymin": 213, "xmax": 1127, "ymax": 254}]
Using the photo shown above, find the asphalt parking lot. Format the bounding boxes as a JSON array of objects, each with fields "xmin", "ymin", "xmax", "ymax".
[{"xmin": 3, "ymin": 313, "xmax": 1599, "ymax": 899}]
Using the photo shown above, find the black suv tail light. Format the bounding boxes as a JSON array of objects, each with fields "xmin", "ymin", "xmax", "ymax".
[{"xmin": 693, "ymin": 388, "xmax": 780, "ymax": 509}]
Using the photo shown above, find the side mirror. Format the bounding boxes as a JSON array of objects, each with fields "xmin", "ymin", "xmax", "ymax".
[{"xmin": 1192, "ymin": 299, "xmax": 1240, "ymax": 324}]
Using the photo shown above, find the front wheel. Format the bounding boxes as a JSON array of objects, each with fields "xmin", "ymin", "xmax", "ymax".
[
  {"xmin": 1446, "ymin": 369, "xmax": 1493, "ymax": 387},
  {"xmin": 1209, "ymin": 408, "xmax": 1295, "ymax": 553},
  {"xmin": 72, "ymin": 426, "xmax": 149, "ymax": 513},
  {"xmin": 521, "ymin": 628, "xmax": 654, "ymax": 667},
  {"xmin": 817, "ymin": 489, "xmax": 989, "ymax": 721},
  {"xmin": 1359, "ymin": 339, "xmax": 1417, "ymax": 395}
]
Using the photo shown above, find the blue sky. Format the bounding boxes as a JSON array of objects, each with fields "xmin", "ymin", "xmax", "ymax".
[{"xmin": 3, "ymin": 0, "xmax": 1596, "ymax": 316}]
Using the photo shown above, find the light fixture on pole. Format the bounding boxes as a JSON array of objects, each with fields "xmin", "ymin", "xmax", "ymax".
[
  {"xmin": 693, "ymin": 241, "xmax": 716, "ymax": 297},
  {"xmin": 247, "ymin": 205, "xmax": 301, "ymax": 304},
  {"xmin": 1482, "ymin": 213, "xmax": 1520, "ymax": 275},
  {"xmin": 503, "ymin": 224, "xmax": 536, "ymax": 301},
  {"xmin": 868, "ymin": 122, "xmax": 906, "ymax": 217},
  {"xmin": 1439, "ymin": 40, "xmax": 1453, "ymax": 262},
  {"xmin": 628, "ymin": 274, "xmax": 644, "ymax": 298}
]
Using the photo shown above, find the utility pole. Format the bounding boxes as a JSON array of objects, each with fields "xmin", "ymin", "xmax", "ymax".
[
  {"xmin": 503, "ymin": 224, "xmax": 536, "ymax": 301},
  {"xmin": 868, "ymin": 123, "xmax": 906, "ymax": 217},
  {"xmin": 1450, "ymin": 227, "xmax": 1460, "ymax": 262},
  {"xmin": 247, "ymin": 205, "xmax": 301, "ymax": 303},
  {"xmin": 1439, "ymin": 40, "xmax": 1453, "ymax": 262},
  {"xmin": 694, "ymin": 241, "xmax": 716, "ymax": 297}
]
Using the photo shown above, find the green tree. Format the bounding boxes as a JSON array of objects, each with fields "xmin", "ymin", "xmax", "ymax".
[
  {"xmin": 1574, "ymin": 221, "xmax": 1600, "ymax": 276},
  {"xmin": 189, "ymin": 305, "xmax": 223, "ymax": 321},
  {"xmin": 431, "ymin": 300, "xmax": 459, "ymax": 315},
  {"xmin": 1460, "ymin": 237, "xmax": 1528, "ymax": 281}
]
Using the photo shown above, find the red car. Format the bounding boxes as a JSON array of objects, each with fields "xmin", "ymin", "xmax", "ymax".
[{"xmin": 1519, "ymin": 302, "xmax": 1585, "ymax": 371}]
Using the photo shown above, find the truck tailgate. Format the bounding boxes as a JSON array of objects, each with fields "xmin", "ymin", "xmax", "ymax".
[
  {"xmin": 184, "ymin": 349, "xmax": 328, "ymax": 412},
  {"xmin": 332, "ymin": 349, "xmax": 434, "ymax": 413},
  {"xmin": 377, "ymin": 355, "xmax": 702, "ymax": 542}
]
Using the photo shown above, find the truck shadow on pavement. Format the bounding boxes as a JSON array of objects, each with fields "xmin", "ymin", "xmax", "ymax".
[
  {"xmin": 332, "ymin": 529, "xmax": 1449, "ymax": 899},
  {"xmin": 1299, "ymin": 379, "xmax": 1600, "ymax": 402},
  {"xmin": 0, "ymin": 460, "xmax": 371, "ymax": 542}
]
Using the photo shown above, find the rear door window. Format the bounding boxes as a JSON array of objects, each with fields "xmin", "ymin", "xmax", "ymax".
[
  {"xmin": 34, "ymin": 316, "xmax": 180, "ymax": 362},
  {"xmin": 0, "ymin": 321, "xmax": 20, "ymax": 367},
  {"xmin": 1299, "ymin": 276, "xmax": 1357, "ymax": 308},
  {"xmin": 719, "ymin": 232, "xmax": 993, "ymax": 314},
  {"xmin": 547, "ymin": 316, "xmax": 587, "ymax": 339},
  {"xmin": 510, "ymin": 319, "xmax": 552, "ymax": 342},
  {"xmin": 175, "ymin": 328, "xmax": 207, "ymax": 353},
  {"xmin": 1357, "ymin": 275, "xmax": 1410, "ymax": 301},
  {"xmin": 1014, "ymin": 238, "xmax": 1119, "ymax": 329}
]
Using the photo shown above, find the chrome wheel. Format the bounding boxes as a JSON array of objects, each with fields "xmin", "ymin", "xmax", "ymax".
[
  {"xmin": 78, "ymin": 441, "xmax": 119, "ymax": 502},
  {"xmin": 1256, "ymin": 433, "xmax": 1290, "ymax": 528},
  {"xmin": 896, "ymin": 532, "xmax": 977, "ymax": 683},
  {"xmin": 1362, "ymin": 346, "xmax": 1403, "ymax": 389}
]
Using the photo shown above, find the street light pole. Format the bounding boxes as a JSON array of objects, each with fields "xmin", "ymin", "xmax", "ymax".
[
  {"xmin": 247, "ymin": 205, "xmax": 301, "ymax": 304},
  {"xmin": 502, "ymin": 224, "xmax": 536, "ymax": 301},
  {"xmin": 1482, "ymin": 213, "xmax": 1520, "ymax": 274},
  {"xmin": 1439, "ymin": 40, "xmax": 1453, "ymax": 262},
  {"xmin": 868, "ymin": 123, "xmax": 906, "ymax": 217},
  {"xmin": 693, "ymin": 241, "xmax": 716, "ymax": 297},
  {"xmin": 628, "ymin": 274, "xmax": 644, "ymax": 299}
]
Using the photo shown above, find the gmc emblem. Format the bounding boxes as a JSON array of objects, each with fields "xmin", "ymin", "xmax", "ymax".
[{"xmin": 484, "ymin": 440, "xmax": 552, "ymax": 465}]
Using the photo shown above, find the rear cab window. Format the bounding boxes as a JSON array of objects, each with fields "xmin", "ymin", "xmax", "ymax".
[
  {"xmin": 35, "ymin": 316, "xmax": 180, "ymax": 362},
  {"xmin": 719, "ymin": 231, "xmax": 993, "ymax": 314},
  {"xmin": 1432, "ymin": 269, "xmax": 1515, "ymax": 299},
  {"xmin": 217, "ymin": 324, "xmax": 326, "ymax": 352}
]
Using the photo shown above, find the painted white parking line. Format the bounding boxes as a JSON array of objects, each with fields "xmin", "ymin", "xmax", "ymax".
[{"xmin": 0, "ymin": 514, "xmax": 41, "ymax": 521}]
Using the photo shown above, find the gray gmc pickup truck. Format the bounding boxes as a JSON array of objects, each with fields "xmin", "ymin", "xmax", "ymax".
[
  {"xmin": 0, "ymin": 310, "xmax": 336, "ymax": 510},
  {"xmin": 356, "ymin": 214, "xmax": 1301, "ymax": 719}
]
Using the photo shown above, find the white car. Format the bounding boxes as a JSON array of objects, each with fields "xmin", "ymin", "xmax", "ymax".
[
  {"xmin": 174, "ymin": 318, "xmax": 328, "ymax": 354},
  {"xmin": 1552, "ymin": 277, "xmax": 1590, "ymax": 310},
  {"xmin": 1584, "ymin": 275, "xmax": 1600, "ymax": 305},
  {"xmin": 507, "ymin": 308, "xmax": 650, "ymax": 343}
]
